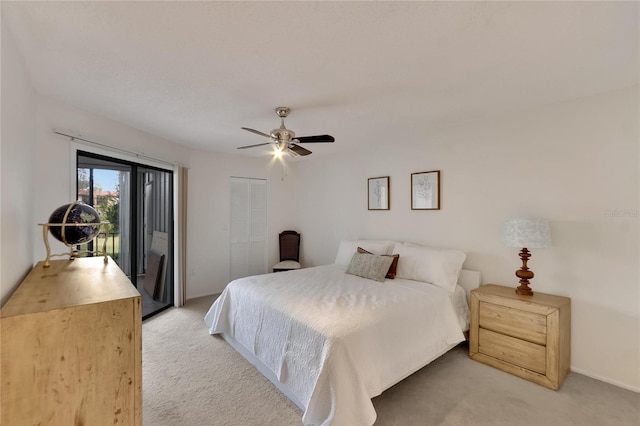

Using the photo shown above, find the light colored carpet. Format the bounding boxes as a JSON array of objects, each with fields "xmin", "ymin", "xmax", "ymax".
[{"xmin": 143, "ymin": 295, "xmax": 639, "ymax": 426}]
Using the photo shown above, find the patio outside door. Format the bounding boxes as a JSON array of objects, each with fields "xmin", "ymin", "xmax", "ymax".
[{"xmin": 77, "ymin": 151, "xmax": 174, "ymax": 319}]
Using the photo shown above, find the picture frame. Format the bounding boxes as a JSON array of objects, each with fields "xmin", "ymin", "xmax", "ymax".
[
  {"xmin": 411, "ymin": 170, "xmax": 440, "ymax": 210},
  {"xmin": 368, "ymin": 176, "xmax": 390, "ymax": 210}
]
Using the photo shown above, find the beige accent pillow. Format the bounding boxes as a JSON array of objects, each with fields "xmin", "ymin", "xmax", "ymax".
[
  {"xmin": 346, "ymin": 252, "xmax": 394, "ymax": 282},
  {"xmin": 357, "ymin": 247, "xmax": 399, "ymax": 279}
]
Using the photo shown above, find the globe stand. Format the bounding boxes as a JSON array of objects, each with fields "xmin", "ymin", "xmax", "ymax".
[{"xmin": 38, "ymin": 222, "xmax": 110, "ymax": 267}]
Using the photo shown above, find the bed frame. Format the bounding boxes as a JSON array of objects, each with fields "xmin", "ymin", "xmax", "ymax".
[{"xmin": 218, "ymin": 269, "xmax": 481, "ymax": 413}]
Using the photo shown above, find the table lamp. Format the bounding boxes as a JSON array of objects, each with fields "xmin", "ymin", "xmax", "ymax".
[{"xmin": 501, "ymin": 218, "xmax": 551, "ymax": 296}]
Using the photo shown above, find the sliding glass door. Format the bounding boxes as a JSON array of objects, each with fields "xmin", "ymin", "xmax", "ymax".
[{"xmin": 77, "ymin": 151, "xmax": 173, "ymax": 319}]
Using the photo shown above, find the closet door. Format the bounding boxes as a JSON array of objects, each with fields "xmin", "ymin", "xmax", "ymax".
[{"xmin": 230, "ymin": 177, "xmax": 267, "ymax": 280}]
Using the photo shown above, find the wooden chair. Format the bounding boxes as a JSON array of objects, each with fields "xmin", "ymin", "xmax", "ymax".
[{"xmin": 273, "ymin": 230, "xmax": 301, "ymax": 272}]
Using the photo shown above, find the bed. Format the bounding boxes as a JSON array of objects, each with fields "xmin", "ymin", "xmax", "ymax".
[{"xmin": 204, "ymin": 240, "xmax": 480, "ymax": 426}]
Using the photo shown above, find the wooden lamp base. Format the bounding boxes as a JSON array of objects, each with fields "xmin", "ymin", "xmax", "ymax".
[{"xmin": 515, "ymin": 247, "xmax": 534, "ymax": 296}]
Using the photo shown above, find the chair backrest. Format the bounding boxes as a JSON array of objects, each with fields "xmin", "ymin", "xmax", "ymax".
[{"xmin": 279, "ymin": 231, "xmax": 300, "ymax": 262}]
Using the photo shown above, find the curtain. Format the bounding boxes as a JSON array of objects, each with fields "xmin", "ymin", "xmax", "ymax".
[
  {"xmin": 118, "ymin": 171, "xmax": 131, "ymax": 276},
  {"xmin": 177, "ymin": 166, "xmax": 188, "ymax": 306}
]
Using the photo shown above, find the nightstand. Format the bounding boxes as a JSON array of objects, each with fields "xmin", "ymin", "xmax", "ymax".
[{"xmin": 469, "ymin": 284, "xmax": 571, "ymax": 390}]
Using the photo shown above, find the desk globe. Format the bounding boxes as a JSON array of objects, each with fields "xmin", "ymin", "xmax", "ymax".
[
  {"xmin": 40, "ymin": 201, "xmax": 108, "ymax": 267},
  {"xmin": 48, "ymin": 201, "xmax": 102, "ymax": 244}
]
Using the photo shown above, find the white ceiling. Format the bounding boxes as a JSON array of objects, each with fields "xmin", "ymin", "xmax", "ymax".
[{"xmin": 3, "ymin": 1, "xmax": 638, "ymax": 159}]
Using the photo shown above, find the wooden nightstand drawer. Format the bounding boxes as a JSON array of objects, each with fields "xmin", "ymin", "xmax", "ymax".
[
  {"xmin": 478, "ymin": 328, "xmax": 546, "ymax": 374},
  {"xmin": 469, "ymin": 284, "xmax": 571, "ymax": 390},
  {"xmin": 479, "ymin": 301, "xmax": 547, "ymax": 345}
]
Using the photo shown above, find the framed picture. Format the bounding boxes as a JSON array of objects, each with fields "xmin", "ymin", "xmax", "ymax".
[
  {"xmin": 411, "ymin": 170, "xmax": 440, "ymax": 210},
  {"xmin": 368, "ymin": 176, "xmax": 390, "ymax": 210}
]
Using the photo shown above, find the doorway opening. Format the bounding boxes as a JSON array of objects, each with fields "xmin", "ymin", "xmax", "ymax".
[{"xmin": 77, "ymin": 151, "xmax": 174, "ymax": 319}]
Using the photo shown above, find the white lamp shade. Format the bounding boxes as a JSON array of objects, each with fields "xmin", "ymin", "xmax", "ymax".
[{"xmin": 501, "ymin": 218, "xmax": 551, "ymax": 248}]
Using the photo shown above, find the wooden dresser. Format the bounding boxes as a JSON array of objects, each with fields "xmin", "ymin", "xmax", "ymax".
[
  {"xmin": 469, "ymin": 284, "xmax": 570, "ymax": 390},
  {"xmin": 1, "ymin": 257, "xmax": 142, "ymax": 425}
]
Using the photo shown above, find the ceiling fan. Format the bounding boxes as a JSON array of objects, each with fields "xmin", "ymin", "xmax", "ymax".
[{"xmin": 238, "ymin": 107, "xmax": 335, "ymax": 157}]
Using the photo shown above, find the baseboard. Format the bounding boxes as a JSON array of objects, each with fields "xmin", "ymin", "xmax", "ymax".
[
  {"xmin": 570, "ymin": 366, "xmax": 639, "ymax": 393},
  {"xmin": 186, "ymin": 291, "xmax": 220, "ymax": 301}
]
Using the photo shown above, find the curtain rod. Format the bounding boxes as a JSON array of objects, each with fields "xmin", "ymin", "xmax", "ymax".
[{"xmin": 53, "ymin": 130, "xmax": 186, "ymax": 168}]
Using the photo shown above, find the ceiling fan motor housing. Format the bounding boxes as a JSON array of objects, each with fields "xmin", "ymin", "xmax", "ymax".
[
  {"xmin": 271, "ymin": 128, "xmax": 295, "ymax": 142},
  {"xmin": 272, "ymin": 107, "xmax": 294, "ymax": 142}
]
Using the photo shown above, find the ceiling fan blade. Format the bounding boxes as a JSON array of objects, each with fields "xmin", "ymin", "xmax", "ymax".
[
  {"xmin": 289, "ymin": 144, "xmax": 312, "ymax": 156},
  {"xmin": 241, "ymin": 127, "xmax": 272, "ymax": 138},
  {"xmin": 294, "ymin": 135, "xmax": 335, "ymax": 144},
  {"xmin": 237, "ymin": 142, "xmax": 272, "ymax": 150}
]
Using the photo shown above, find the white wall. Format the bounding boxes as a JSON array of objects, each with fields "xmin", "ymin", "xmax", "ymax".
[
  {"xmin": 290, "ymin": 87, "xmax": 639, "ymax": 391},
  {"xmin": 1, "ymin": 19, "xmax": 37, "ymax": 305},
  {"xmin": 186, "ymin": 151, "xmax": 296, "ymax": 298}
]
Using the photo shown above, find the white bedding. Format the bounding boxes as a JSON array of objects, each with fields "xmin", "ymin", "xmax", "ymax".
[
  {"xmin": 204, "ymin": 264, "xmax": 467, "ymax": 426},
  {"xmin": 451, "ymin": 284, "xmax": 470, "ymax": 332}
]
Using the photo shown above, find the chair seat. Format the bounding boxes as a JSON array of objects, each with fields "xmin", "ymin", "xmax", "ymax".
[{"xmin": 273, "ymin": 260, "xmax": 301, "ymax": 272}]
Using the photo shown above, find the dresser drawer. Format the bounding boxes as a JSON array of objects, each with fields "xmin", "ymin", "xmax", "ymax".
[
  {"xmin": 469, "ymin": 285, "xmax": 571, "ymax": 390},
  {"xmin": 479, "ymin": 301, "xmax": 547, "ymax": 345},
  {"xmin": 478, "ymin": 328, "xmax": 546, "ymax": 374}
]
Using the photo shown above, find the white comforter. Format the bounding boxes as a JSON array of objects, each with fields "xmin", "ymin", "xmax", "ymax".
[{"xmin": 204, "ymin": 264, "xmax": 465, "ymax": 426}]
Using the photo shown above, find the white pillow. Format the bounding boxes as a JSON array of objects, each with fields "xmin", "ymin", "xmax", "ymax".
[
  {"xmin": 334, "ymin": 239, "xmax": 396, "ymax": 266},
  {"xmin": 359, "ymin": 240, "xmax": 397, "ymax": 255},
  {"xmin": 393, "ymin": 242, "xmax": 466, "ymax": 292}
]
